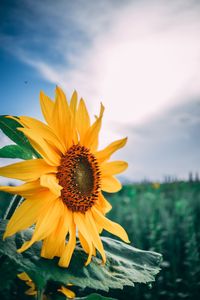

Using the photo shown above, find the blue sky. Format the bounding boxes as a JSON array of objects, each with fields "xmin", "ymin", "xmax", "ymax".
[{"xmin": 0, "ymin": 0, "xmax": 200, "ymax": 182}]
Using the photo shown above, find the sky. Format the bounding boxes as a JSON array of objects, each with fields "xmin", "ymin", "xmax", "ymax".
[{"xmin": 0, "ymin": 0, "xmax": 200, "ymax": 182}]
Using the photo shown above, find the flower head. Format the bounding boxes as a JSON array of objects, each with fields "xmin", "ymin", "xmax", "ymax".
[{"xmin": 0, "ymin": 87, "xmax": 129, "ymax": 267}]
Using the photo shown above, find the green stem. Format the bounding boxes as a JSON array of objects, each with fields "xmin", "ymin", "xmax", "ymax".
[
  {"xmin": 3, "ymin": 195, "xmax": 23, "ymax": 219},
  {"xmin": 36, "ymin": 289, "xmax": 43, "ymax": 300}
]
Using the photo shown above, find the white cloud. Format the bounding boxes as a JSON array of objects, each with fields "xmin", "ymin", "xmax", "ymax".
[
  {"xmin": 1, "ymin": 0, "xmax": 200, "ymax": 181},
  {"xmin": 12, "ymin": 1, "xmax": 200, "ymax": 129},
  {"xmin": 117, "ymin": 100, "xmax": 200, "ymax": 181}
]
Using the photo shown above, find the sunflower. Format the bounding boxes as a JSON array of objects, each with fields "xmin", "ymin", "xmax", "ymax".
[{"xmin": 0, "ymin": 87, "xmax": 129, "ymax": 267}]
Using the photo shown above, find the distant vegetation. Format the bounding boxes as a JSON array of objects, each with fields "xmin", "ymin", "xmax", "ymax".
[{"xmin": 104, "ymin": 180, "xmax": 200, "ymax": 299}]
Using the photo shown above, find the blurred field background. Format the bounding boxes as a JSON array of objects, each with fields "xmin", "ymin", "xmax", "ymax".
[
  {"xmin": 103, "ymin": 177, "xmax": 200, "ymax": 300},
  {"xmin": 1, "ymin": 176, "xmax": 200, "ymax": 300}
]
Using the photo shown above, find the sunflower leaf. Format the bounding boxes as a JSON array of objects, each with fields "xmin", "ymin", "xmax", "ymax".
[
  {"xmin": 0, "ymin": 220, "xmax": 162, "ymax": 295},
  {"xmin": 0, "ymin": 191, "xmax": 15, "ymax": 219},
  {"xmin": 53, "ymin": 293, "xmax": 116, "ymax": 300},
  {"xmin": 75, "ymin": 294, "xmax": 117, "ymax": 299},
  {"xmin": 0, "ymin": 115, "xmax": 40, "ymax": 158},
  {"xmin": 0, "ymin": 145, "xmax": 34, "ymax": 160}
]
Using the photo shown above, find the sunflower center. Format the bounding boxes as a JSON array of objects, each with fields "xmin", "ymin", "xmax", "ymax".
[{"xmin": 57, "ymin": 144, "xmax": 101, "ymax": 213}]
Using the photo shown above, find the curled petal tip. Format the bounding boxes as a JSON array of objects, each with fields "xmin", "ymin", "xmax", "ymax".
[
  {"xmin": 39, "ymin": 90, "xmax": 46, "ymax": 98},
  {"xmin": 101, "ymin": 257, "xmax": 106, "ymax": 265},
  {"xmin": 73, "ymin": 89, "xmax": 77, "ymax": 95},
  {"xmin": 85, "ymin": 255, "xmax": 92, "ymax": 266}
]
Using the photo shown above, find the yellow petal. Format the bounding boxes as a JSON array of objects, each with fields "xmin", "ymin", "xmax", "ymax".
[
  {"xmin": 90, "ymin": 103, "xmax": 105, "ymax": 152},
  {"xmin": 4, "ymin": 191, "xmax": 54, "ymax": 239},
  {"xmin": 40, "ymin": 174, "xmax": 62, "ymax": 197},
  {"xmin": 0, "ymin": 159, "xmax": 57, "ymax": 181},
  {"xmin": 95, "ymin": 137, "xmax": 128, "ymax": 163},
  {"xmin": 70, "ymin": 91, "xmax": 78, "ymax": 145},
  {"xmin": 76, "ymin": 98, "xmax": 90, "ymax": 141},
  {"xmin": 56, "ymin": 86, "xmax": 68, "ymax": 103},
  {"xmin": 18, "ymin": 197, "xmax": 63, "ymax": 253},
  {"xmin": 85, "ymin": 210, "xmax": 106, "ymax": 263},
  {"xmin": 83, "ymin": 103, "xmax": 104, "ymax": 151},
  {"xmin": 25, "ymin": 287, "xmax": 37, "ymax": 296},
  {"xmin": 101, "ymin": 176, "xmax": 122, "ymax": 193},
  {"xmin": 17, "ymin": 272, "xmax": 37, "ymax": 295},
  {"xmin": 78, "ymin": 231, "xmax": 90, "ymax": 254},
  {"xmin": 19, "ymin": 116, "xmax": 66, "ymax": 153},
  {"xmin": 58, "ymin": 210, "xmax": 76, "ymax": 268},
  {"xmin": 100, "ymin": 161, "xmax": 128, "ymax": 176},
  {"xmin": 0, "ymin": 180, "xmax": 44, "ymax": 197},
  {"xmin": 92, "ymin": 206, "xmax": 130, "ymax": 243},
  {"xmin": 78, "ymin": 231, "xmax": 96, "ymax": 256},
  {"xmin": 70, "ymin": 90, "xmax": 78, "ymax": 118},
  {"xmin": 96, "ymin": 193, "xmax": 112, "ymax": 214},
  {"xmin": 6, "ymin": 115, "xmax": 24, "ymax": 127},
  {"xmin": 96, "ymin": 223, "xmax": 103, "ymax": 234},
  {"xmin": 40, "ymin": 91, "xmax": 54, "ymax": 126},
  {"xmin": 26, "ymin": 281, "xmax": 34, "ymax": 287},
  {"xmin": 73, "ymin": 212, "xmax": 93, "ymax": 266},
  {"xmin": 58, "ymin": 286, "xmax": 75, "ymax": 299},
  {"xmin": 41, "ymin": 205, "xmax": 69, "ymax": 259},
  {"xmin": 52, "ymin": 86, "xmax": 73, "ymax": 149},
  {"xmin": 18, "ymin": 128, "xmax": 61, "ymax": 166},
  {"xmin": 17, "ymin": 272, "xmax": 32, "ymax": 282}
]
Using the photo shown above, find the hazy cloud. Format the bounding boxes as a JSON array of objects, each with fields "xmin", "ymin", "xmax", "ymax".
[
  {"xmin": 1, "ymin": 0, "xmax": 200, "ymax": 123},
  {"xmin": 1, "ymin": 0, "xmax": 200, "ymax": 181},
  {"xmin": 116, "ymin": 99, "xmax": 200, "ymax": 181}
]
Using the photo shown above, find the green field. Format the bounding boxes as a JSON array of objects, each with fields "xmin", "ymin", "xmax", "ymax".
[
  {"xmin": 0, "ymin": 181, "xmax": 200, "ymax": 300},
  {"xmin": 104, "ymin": 181, "xmax": 200, "ymax": 299}
]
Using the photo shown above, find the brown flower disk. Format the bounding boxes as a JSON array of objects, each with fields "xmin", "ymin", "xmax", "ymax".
[{"xmin": 57, "ymin": 144, "xmax": 101, "ymax": 212}]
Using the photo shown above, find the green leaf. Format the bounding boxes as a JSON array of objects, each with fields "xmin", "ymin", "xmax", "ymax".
[
  {"xmin": 0, "ymin": 192, "xmax": 14, "ymax": 219},
  {"xmin": 75, "ymin": 293, "xmax": 117, "ymax": 299},
  {"xmin": 0, "ymin": 255, "xmax": 20, "ymax": 300},
  {"xmin": 53, "ymin": 293, "xmax": 116, "ymax": 300},
  {"xmin": 0, "ymin": 145, "xmax": 34, "ymax": 160},
  {"xmin": 0, "ymin": 220, "xmax": 162, "ymax": 295},
  {"xmin": 0, "ymin": 115, "xmax": 40, "ymax": 158}
]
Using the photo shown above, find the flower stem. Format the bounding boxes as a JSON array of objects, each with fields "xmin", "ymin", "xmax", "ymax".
[
  {"xmin": 3, "ymin": 195, "xmax": 23, "ymax": 219},
  {"xmin": 36, "ymin": 289, "xmax": 43, "ymax": 300}
]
